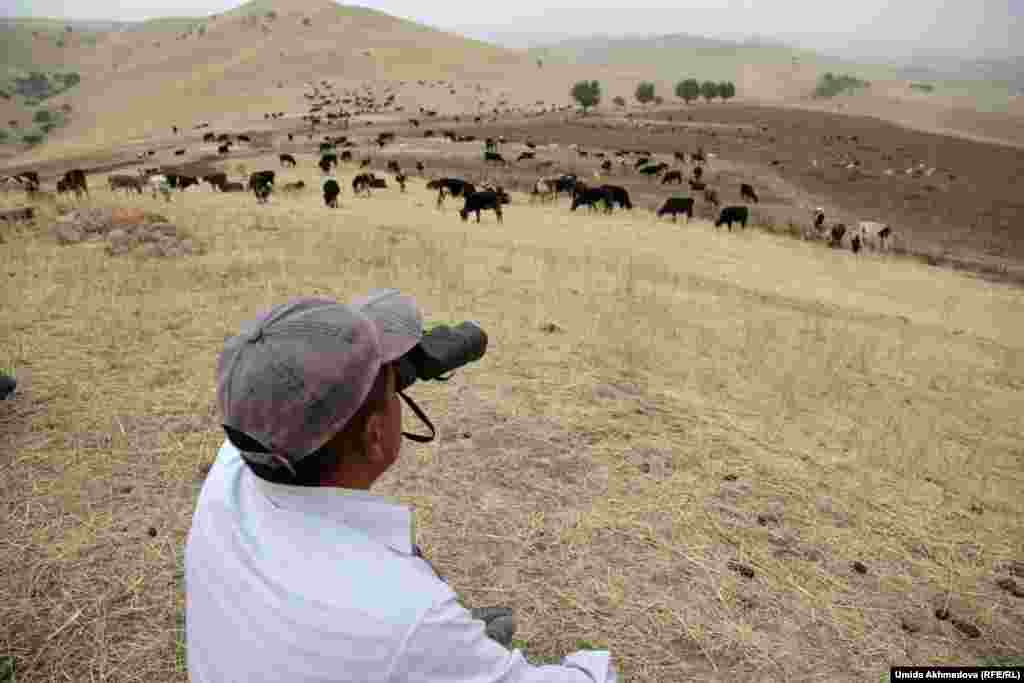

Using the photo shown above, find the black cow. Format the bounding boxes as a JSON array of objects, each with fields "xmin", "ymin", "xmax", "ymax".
[
  {"xmin": 395, "ymin": 174, "xmax": 407, "ymax": 192},
  {"xmin": 360, "ymin": 158, "xmax": 372, "ymax": 168},
  {"xmin": 600, "ymin": 185, "xmax": 632, "ymax": 210},
  {"xmin": 281, "ymin": 180, "xmax": 306, "ymax": 193},
  {"xmin": 288, "ymin": 133, "xmax": 294, "ymax": 142},
  {"xmin": 657, "ymin": 197, "xmax": 695, "ymax": 222},
  {"xmin": 387, "ymin": 160, "xmax": 401, "ymax": 174},
  {"xmin": 319, "ymin": 142, "xmax": 334, "ymax": 153},
  {"xmin": 661, "ymin": 170, "xmax": 684, "ymax": 185},
  {"xmin": 0, "ymin": 373, "xmax": 15, "ymax": 401},
  {"xmin": 740, "ymin": 183, "xmax": 759, "ymax": 203},
  {"xmin": 62, "ymin": 169, "xmax": 88, "ymax": 199},
  {"xmin": 427, "ymin": 178, "xmax": 475, "ymax": 208},
  {"xmin": 203, "ymin": 173, "xmax": 228, "ymax": 191},
  {"xmin": 814, "ymin": 209, "xmax": 826, "ymax": 232},
  {"xmin": 601, "ymin": 159, "xmax": 612, "ymax": 172},
  {"xmin": 829, "ymin": 224, "xmax": 847, "ymax": 247},
  {"xmin": 415, "ymin": 161, "xmax": 425, "ymax": 174},
  {"xmin": 203, "ymin": 132, "xmax": 215, "ymax": 142},
  {"xmin": 249, "ymin": 171, "xmax": 275, "ymax": 203},
  {"xmin": 484, "ymin": 152, "xmax": 507, "ymax": 164},
  {"xmin": 692, "ymin": 166, "xmax": 704, "ymax": 181},
  {"xmin": 320, "ymin": 154, "xmax": 338, "ymax": 173},
  {"xmin": 280, "ymin": 154, "xmax": 297, "ymax": 167},
  {"xmin": 174, "ymin": 149, "xmax": 186, "ymax": 156},
  {"xmin": 571, "ymin": 186, "xmax": 613, "ymax": 213},
  {"xmin": 715, "ymin": 206, "xmax": 749, "ymax": 231},
  {"xmin": 323, "ymin": 179, "xmax": 340, "ymax": 207},
  {"xmin": 553, "ymin": 175, "xmax": 578, "ymax": 198},
  {"xmin": 222, "ymin": 181, "xmax": 245, "ymax": 192},
  {"xmin": 218, "ymin": 144, "xmax": 231, "ymax": 155},
  {"xmin": 517, "ymin": 151, "xmax": 535, "ymax": 161},
  {"xmin": 237, "ymin": 135, "xmax": 251, "ymax": 143},
  {"xmin": 851, "ymin": 234, "xmax": 862, "ymax": 254},
  {"xmin": 460, "ymin": 191, "xmax": 504, "ymax": 224},
  {"xmin": 167, "ymin": 174, "xmax": 199, "ymax": 191},
  {"xmin": 352, "ymin": 173, "xmax": 376, "ymax": 195}
]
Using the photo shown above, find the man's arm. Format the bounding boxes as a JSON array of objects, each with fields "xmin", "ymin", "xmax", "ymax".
[{"xmin": 391, "ymin": 597, "xmax": 616, "ymax": 683}]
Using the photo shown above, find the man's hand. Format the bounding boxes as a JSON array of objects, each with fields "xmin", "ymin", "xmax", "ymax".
[{"xmin": 470, "ymin": 607, "xmax": 516, "ymax": 648}]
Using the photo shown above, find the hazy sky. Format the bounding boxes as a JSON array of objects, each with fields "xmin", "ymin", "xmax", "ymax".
[{"xmin": 2, "ymin": 0, "xmax": 1020, "ymax": 59}]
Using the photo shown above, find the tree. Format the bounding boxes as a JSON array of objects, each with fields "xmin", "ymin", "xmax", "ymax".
[
  {"xmin": 719, "ymin": 81, "xmax": 736, "ymax": 101},
  {"xmin": 23, "ymin": 133, "xmax": 43, "ymax": 146},
  {"xmin": 612, "ymin": 95, "xmax": 626, "ymax": 107},
  {"xmin": 570, "ymin": 80, "xmax": 602, "ymax": 114},
  {"xmin": 675, "ymin": 78, "xmax": 700, "ymax": 104},
  {"xmin": 635, "ymin": 81, "xmax": 656, "ymax": 106},
  {"xmin": 33, "ymin": 110, "xmax": 52, "ymax": 124},
  {"xmin": 700, "ymin": 80, "xmax": 719, "ymax": 102}
]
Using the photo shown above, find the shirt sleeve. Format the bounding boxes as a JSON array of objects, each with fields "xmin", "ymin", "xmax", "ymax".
[{"xmin": 390, "ymin": 596, "xmax": 617, "ymax": 683}]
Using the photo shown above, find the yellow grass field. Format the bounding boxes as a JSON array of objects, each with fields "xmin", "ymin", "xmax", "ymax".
[{"xmin": 1, "ymin": 162, "xmax": 1023, "ymax": 681}]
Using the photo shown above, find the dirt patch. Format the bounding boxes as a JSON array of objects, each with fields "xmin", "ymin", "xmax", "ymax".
[{"xmin": 50, "ymin": 206, "xmax": 202, "ymax": 258}]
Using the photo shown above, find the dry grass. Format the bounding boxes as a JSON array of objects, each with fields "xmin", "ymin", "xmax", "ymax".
[{"xmin": 1, "ymin": 164, "xmax": 1023, "ymax": 682}]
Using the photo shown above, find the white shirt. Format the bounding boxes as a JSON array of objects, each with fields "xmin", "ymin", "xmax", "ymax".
[{"xmin": 186, "ymin": 441, "xmax": 618, "ymax": 683}]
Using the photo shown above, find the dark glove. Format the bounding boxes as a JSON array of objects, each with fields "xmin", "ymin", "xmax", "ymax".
[{"xmin": 470, "ymin": 607, "xmax": 516, "ymax": 648}]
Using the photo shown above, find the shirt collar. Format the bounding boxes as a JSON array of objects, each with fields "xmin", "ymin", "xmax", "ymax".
[{"xmin": 244, "ymin": 458, "xmax": 416, "ymax": 556}]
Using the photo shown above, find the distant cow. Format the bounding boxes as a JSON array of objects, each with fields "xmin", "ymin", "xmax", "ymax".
[
  {"xmin": 352, "ymin": 173, "xmax": 376, "ymax": 195},
  {"xmin": 715, "ymin": 206, "xmax": 749, "ymax": 231},
  {"xmin": 600, "ymin": 185, "xmax": 632, "ymax": 210},
  {"xmin": 829, "ymin": 224, "xmax": 847, "ymax": 247},
  {"xmin": 517, "ymin": 151, "xmax": 535, "ymax": 161},
  {"xmin": 661, "ymin": 170, "xmax": 684, "ymax": 185},
  {"xmin": 553, "ymin": 175, "xmax": 578, "ymax": 198},
  {"xmin": 571, "ymin": 186, "xmax": 613, "ymax": 213},
  {"xmin": 221, "ymin": 181, "xmax": 245, "ymax": 192},
  {"xmin": 108, "ymin": 174, "xmax": 145, "ymax": 194},
  {"xmin": 203, "ymin": 133, "xmax": 216, "ymax": 142},
  {"xmin": 387, "ymin": 160, "xmax": 401, "ymax": 174},
  {"xmin": 858, "ymin": 221, "xmax": 893, "ymax": 249},
  {"xmin": 281, "ymin": 180, "xmax": 306, "ymax": 193},
  {"xmin": 674, "ymin": 151, "xmax": 688, "ymax": 163},
  {"xmin": 657, "ymin": 197, "xmax": 695, "ymax": 222},
  {"xmin": 851, "ymin": 234, "xmax": 862, "ymax": 254},
  {"xmin": 218, "ymin": 144, "xmax": 231, "ymax": 155},
  {"xmin": 340, "ymin": 150, "xmax": 353, "ymax": 162},
  {"xmin": 249, "ymin": 171, "xmax": 275, "ymax": 204},
  {"xmin": 323, "ymin": 179, "xmax": 340, "ymax": 207},
  {"xmin": 360, "ymin": 158, "xmax": 372, "ymax": 168},
  {"xmin": 460, "ymin": 191, "xmax": 504, "ymax": 224},
  {"xmin": 814, "ymin": 208, "xmax": 826, "ymax": 232},
  {"xmin": 61, "ymin": 169, "xmax": 88, "ymax": 199},
  {"xmin": 692, "ymin": 166, "xmax": 703, "ymax": 181},
  {"xmin": 320, "ymin": 154, "xmax": 338, "ymax": 173},
  {"xmin": 174, "ymin": 149, "xmax": 186, "ymax": 156},
  {"xmin": 484, "ymin": 151, "xmax": 507, "ymax": 165},
  {"xmin": 427, "ymin": 178, "xmax": 475, "ymax": 208},
  {"xmin": 237, "ymin": 135, "xmax": 251, "ymax": 143},
  {"xmin": 601, "ymin": 159, "xmax": 612, "ymax": 172},
  {"xmin": 415, "ymin": 160, "xmax": 425, "ymax": 174},
  {"xmin": 280, "ymin": 153, "xmax": 297, "ymax": 167},
  {"xmin": 740, "ymin": 183, "xmax": 759, "ymax": 203},
  {"xmin": 689, "ymin": 179, "xmax": 706, "ymax": 192},
  {"xmin": 203, "ymin": 173, "xmax": 228, "ymax": 191}
]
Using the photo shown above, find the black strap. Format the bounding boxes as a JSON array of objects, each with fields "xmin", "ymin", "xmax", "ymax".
[{"xmin": 399, "ymin": 390, "xmax": 435, "ymax": 443}]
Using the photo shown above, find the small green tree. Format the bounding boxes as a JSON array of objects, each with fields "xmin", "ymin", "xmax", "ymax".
[
  {"xmin": 33, "ymin": 109, "xmax": 52, "ymax": 124},
  {"xmin": 700, "ymin": 80, "xmax": 719, "ymax": 102},
  {"xmin": 56, "ymin": 39, "xmax": 65, "ymax": 48},
  {"xmin": 675, "ymin": 78, "xmax": 700, "ymax": 104},
  {"xmin": 719, "ymin": 81, "xmax": 736, "ymax": 101},
  {"xmin": 635, "ymin": 81, "xmax": 656, "ymax": 106},
  {"xmin": 41, "ymin": 122, "xmax": 56, "ymax": 133},
  {"xmin": 570, "ymin": 80, "xmax": 602, "ymax": 114},
  {"xmin": 23, "ymin": 133, "xmax": 43, "ymax": 146},
  {"xmin": 0, "ymin": 129, "xmax": 9, "ymax": 143},
  {"xmin": 612, "ymin": 95, "xmax": 626, "ymax": 107}
]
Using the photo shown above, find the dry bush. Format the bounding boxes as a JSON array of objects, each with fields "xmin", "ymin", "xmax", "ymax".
[{"xmin": 1, "ymin": 170, "xmax": 1022, "ymax": 682}]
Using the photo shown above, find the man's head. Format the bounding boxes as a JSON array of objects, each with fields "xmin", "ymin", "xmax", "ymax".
[{"xmin": 216, "ymin": 291, "xmax": 423, "ymax": 489}]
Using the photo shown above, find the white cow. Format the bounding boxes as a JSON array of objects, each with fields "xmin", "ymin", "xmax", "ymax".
[
  {"xmin": 147, "ymin": 174, "xmax": 172, "ymax": 202},
  {"xmin": 858, "ymin": 221, "xmax": 892, "ymax": 250}
]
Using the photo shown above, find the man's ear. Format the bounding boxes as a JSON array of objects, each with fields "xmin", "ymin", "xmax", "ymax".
[{"xmin": 362, "ymin": 411, "xmax": 387, "ymax": 464}]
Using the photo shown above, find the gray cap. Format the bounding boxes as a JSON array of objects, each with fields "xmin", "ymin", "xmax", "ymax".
[{"xmin": 216, "ymin": 290, "xmax": 422, "ymax": 471}]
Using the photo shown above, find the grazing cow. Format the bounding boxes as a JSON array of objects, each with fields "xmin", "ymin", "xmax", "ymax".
[
  {"xmin": 703, "ymin": 188, "xmax": 720, "ymax": 206},
  {"xmin": 829, "ymin": 224, "xmax": 847, "ymax": 247},
  {"xmin": 13, "ymin": 171, "xmax": 40, "ymax": 193},
  {"xmin": 360, "ymin": 158, "xmax": 372, "ymax": 168},
  {"xmin": 674, "ymin": 151, "xmax": 688, "ymax": 163},
  {"xmin": 175, "ymin": 149, "xmax": 186, "ymax": 156},
  {"xmin": 203, "ymin": 173, "xmax": 228, "ymax": 191},
  {"xmin": 167, "ymin": 175, "xmax": 199, "ymax": 191},
  {"xmin": 280, "ymin": 153, "xmax": 297, "ymax": 167},
  {"xmin": 657, "ymin": 197, "xmax": 695, "ymax": 222},
  {"xmin": 857, "ymin": 221, "xmax": 893, "ymax": 249},
  {"xmin": 320, "ymin": 154, "xmax": 338, "ymax": 173},
  {"xmin": 814, "ymin": 208, "xmax": 826, "ymax": 232},
  {"xmin": 601, "ymin": 159, "xmax": 612, "ymax": 172},
  {"xmin": 600, "ymin": 185, "xmax": 632, "ymax": 210},
  {"xmin": 415, "ymin": 161, "xmax": 425, "ymax": 174},
  {"xmin": 203, "ymin": 133, "xmax": 215, "ymax": 142},
  {"xmin": 217, "ymin": 134, "xmax": 230, "ymax": 143},
  {"xmin": 249, "ymin": 171, "xmax": 275, "ymax": 204},
  {"xmin": 395, "ymin": 174, "xmax": 407, "ymax": 192},
  {"xmin": 61, "ymin": 169, "xmax": 89, "ymax": 199},
  {"xmin": 352, "ymin": 173, "xmax": 376, "ymax": 195},
  {"xmin": 517, "ymin": 151, "xmax": 535, "ymax": 161},
  {"xmin": 237, "ymin": 135, "xmax": 251, "ymax": 143},
  {"xmin": 661, "ymin": 170, "xmax": 684, "ymax": 185},
  {"xmin": 320, "ymin": 142, "xmax": 335, "ymax": 153},
  {"xmin": 553, "ymin": 175, "xmax": 578, "ymax": 198},
  {"xmin": 634, "ymin": 157, "xmax": 651, "ymax": 169},
  {"xmin": 109, "ymin": 174, "xmax": 145, "ymax": 194},
  {"xmin": 692, "ymin": 166, "xmax": 704, "ymax": 181},
  {"xmin": 322, "ymin": 179, "xmax": 340, "ymax": 207},
  {"xmin": 340, "ymin": 150, "xmax": 353, "ymax": 162},
  {"xmin": 740, "ymin": 183, "xmax": 759, "ymax": 203},
  {"xmin": 460, "ymin": 191, "xmax": 504, "ymax": 224},
  {"xmin": 851, "ymin": 234, "xmax": 862, "ymax": 254},
  {"xmin": 689, "ymin": 179, "xmax": 706, "ymax": 192},
  {"xmin": 281, "ymin": 180, "xmax": 306, "ymax": 193},
  {"xmin": 715, "ymin": 206, "xmax": 749, "ymax": 231},
  {"xmin": 484, "ymin": 151, "xmax": 507, "ymax": 165},
  {"xmin": 387, "ymin": 160, "xmax": 401, "ymax": 174},
  {"xmin": 427, "ymin": 178, "xmax": 475, "ymax": 208},
  {"xmin": 571, "ymin": 186, "xmax": 614, "ymax": 213},
  {"xmin": 221, "ymin": 182, "xmax": 245, "ymax": 192},
  {"xmin": 218, "ymin": 144, "xmax": 230, "ymax": 155}
]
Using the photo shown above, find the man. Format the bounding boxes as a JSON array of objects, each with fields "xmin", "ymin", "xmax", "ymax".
[{"xmin": 186, "ymin": 291, "xmax": 618, "ymax": 682}]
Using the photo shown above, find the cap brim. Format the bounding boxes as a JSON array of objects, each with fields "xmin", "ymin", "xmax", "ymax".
[{"xmin": 350, "ymin": 289, "xmax": 423, "ymax": 361}]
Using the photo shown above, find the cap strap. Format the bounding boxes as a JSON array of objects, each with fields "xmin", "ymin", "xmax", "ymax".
[{"xmin": 398, "ymin": 390, "xmax": 435, "ymax": 443}]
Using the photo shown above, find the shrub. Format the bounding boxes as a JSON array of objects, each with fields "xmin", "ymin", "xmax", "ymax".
[
  {"xmin": 23, "ymin": 133, "xmax": 43, "ymax": 146},
  {"xmin": 0, "ymin": 129, "xmax": 9, "ymax": 142},
  {"xmin": 700, "ymin": 81, "xmax": 719, "ymax": 102},
  {"xmin": 0, "ymin": 90, "xmax": 9, "ymax": 100},
  {"xmin": 635, "ymin": 81, "xmax": 656, "ymax": 105},
  {"xmin": 56, "ymin": 39, "xmax": 64, "ymax": 48},
  {"xmin": 719, "ymin": 81, "xmax": 736, "ymax": 101},
  {"xmin": 302, "ymin": 17, "xmax": 312, "ymax": 26},
  {"xmin": 813, "ymin": 72, "xmax": 869, "ymax": 98},
  {"xmin": 910, "ymin": 82, "xmax": 934, "ymax": 93},
  {"xmin": 675, "ymin": 78, "xmax": 700, "ymax": 103},
  {"xmin": 570, "ymin": 80, "xmax": 602, "ymax": 114},
  {"xmin": 34, "ymin": 109, "xmax": 52, "ymax": 123}
]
